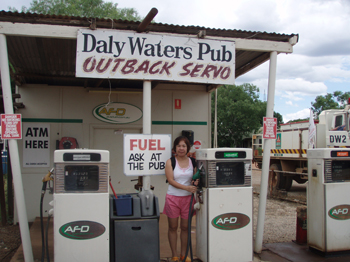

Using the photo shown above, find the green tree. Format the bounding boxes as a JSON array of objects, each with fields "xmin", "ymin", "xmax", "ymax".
[
  {"xmin": 212, "ymin": 84, "xmax": 283, "ymax": 147},
  {"xmin": 9, "ymin": 0, "xmax": 142, "ymax": 21},
  {"xmin": 311, "ymin": 91, "xmax": 350, "ymax": 116}
]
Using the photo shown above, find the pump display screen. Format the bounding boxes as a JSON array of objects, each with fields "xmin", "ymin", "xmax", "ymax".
[
  {"xmin": 216, "ymin": 162, "xmax": 245, "ymax": 186},
  {"xmin": 331, "ymin": 160, "xmax": 350, "ymax": 182},
  {"xmin": 64, "ymin": 165, "xmax": 99, "ymax": 191}
]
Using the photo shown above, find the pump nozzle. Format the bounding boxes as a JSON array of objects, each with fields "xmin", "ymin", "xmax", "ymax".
[
  {"xmin": 192, "ymin": 163, "xmax": 203, "ymax": 180},
  {"xmin": 42, "ymin": 168, "xmax": 54, "ymax": 183}
]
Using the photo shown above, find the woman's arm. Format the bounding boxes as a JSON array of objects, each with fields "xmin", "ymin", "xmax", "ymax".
[{"xmin": 165, "ymin": 158, "xmax": 197, "ymax": 193}]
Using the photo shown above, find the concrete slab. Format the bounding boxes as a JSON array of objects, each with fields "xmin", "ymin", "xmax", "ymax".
[{"xmin": 265, "ymin": 242, "xmax": 350, "ymax": 262}]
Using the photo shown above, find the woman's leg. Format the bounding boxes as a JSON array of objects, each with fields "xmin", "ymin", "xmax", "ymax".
[
  {"xmin": 168, "ymin": 217, "xmax": 179, "ymax": 257},
  {"xmin": 180, "ymin": 217, "xmax": 189, "ymax": 257}
]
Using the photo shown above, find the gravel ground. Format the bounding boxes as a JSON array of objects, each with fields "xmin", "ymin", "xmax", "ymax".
[
  {"xmin": 252, "ymin": 168, "xmax": 306, "ymax": 244},
  {"xmin": 253, "ymin": 194, "xmax": 301, "ymax": 244}
]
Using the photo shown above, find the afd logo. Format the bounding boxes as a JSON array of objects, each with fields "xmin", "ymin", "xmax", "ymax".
[
  {"xmin": 328, "ymin": 205, "xmax": 350, "ymax": 220},
  {"xmin": 93, "ymin": 102, "xmax": 142, "ymax": 124},
  {"xmin": 59, "ymin": 220, "xmax": 105, "ymax": 240},
  {"xmin": 211, "ymin": 213, "xmax": 250, "ymax": 230}
]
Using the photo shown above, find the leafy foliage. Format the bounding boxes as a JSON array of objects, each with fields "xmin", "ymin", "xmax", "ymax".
[
  {"xmin": 311, "ymin": 91, "xmax": 350, "ymax": 116},
  {"xmin": 9, "ymin": 0, "xmax": 142, "ymax": 21},
  {"xmin": 212, "ymin": 84, "xmax": 283, "ymax": 147}
]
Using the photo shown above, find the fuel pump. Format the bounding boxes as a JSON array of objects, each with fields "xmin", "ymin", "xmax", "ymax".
[
  {"xmin": 307, "ymin": 148, "xmax": 350, "ymax": 254},
  {"xmin": 53, "ymin": 149, "xmax": 110, "ymax": 262},
  {"xmin": 195, "ymin": 148, "xmax": 253, "ymax": 262}
]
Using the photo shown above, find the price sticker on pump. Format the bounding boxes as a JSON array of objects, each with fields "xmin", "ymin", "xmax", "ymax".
[
  {"xmin": 1, "ymin": 114, "xmax": 22, "ymax": 139},
  {"xmin": 123, "ymin": 134, "xmax": 172, "ymax": 176},
  {"xmin": 263, "ymin": 117, "xmax": 277, "ymax": 139}
]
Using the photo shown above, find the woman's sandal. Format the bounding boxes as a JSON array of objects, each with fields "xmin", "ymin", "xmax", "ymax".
[{"xmin": 179, "ymin": 255, "xmax": 191, "ymax": 262}]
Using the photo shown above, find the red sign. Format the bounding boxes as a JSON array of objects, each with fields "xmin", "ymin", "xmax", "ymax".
[
  {"xmin": 263, "ymin": 117, "xmax": 277, "ymax": 139},
  {"xmin": 1, "ymin": 114, "xmax": 22, "ymax": 139},
  {"xmin": 175, "ymin": 99, "xmax": 181, "ymax": 109},
  {"xmin": 193, "ymin": 140, "xmax": 202, "ymax": 150},
  {"xmin": 337, "ymin": 152, "xmax": 349, "ymax": 157}
]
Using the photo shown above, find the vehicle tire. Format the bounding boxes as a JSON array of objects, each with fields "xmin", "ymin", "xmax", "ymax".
[
  {"xmin": 284, "ymin": 176, "xmax": 293, "ymax": 191},
  {"xmin": 269, "ymin": 163, "xmax": 293, "ymax": 191},
  {"xmin": 269, "ymin": 164, "xmax": 282, "ymax": 191},
  {"xmin": 294, "ymin": 176, "xmax": 307, "ymax": 184}
]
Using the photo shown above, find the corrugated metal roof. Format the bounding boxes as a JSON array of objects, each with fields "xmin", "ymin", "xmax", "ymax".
[{"xmin": 0, "ymin": 11, "xmax": 298, "ymax": 89}]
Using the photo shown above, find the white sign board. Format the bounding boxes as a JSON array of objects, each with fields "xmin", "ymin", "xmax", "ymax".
[
  {"xmin": 23, "ymin": 123, "xmax": 50, "ymax": 167},
  {"xmin": 124, "ymin": 134, "xmax": 172, "ymax": 176},
  {"xmin": 76, "ymin": 29, "xmax": 235, "ymax": 85}
]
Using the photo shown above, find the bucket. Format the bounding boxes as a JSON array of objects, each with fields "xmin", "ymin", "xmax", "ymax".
[
  {"xmin": 296, "ymin": 206, "xmax": 307, "ymax": 244},
  {"xmin": 114, "ymin": 195, "xmax": 132, "ymax": 216},
  {"xmin": 138, "ymin": 189, "xmax": 154, "ymax": 217}
]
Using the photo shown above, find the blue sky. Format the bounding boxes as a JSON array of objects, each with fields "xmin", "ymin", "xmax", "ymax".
[{"xmin": 2, "ymin": 0, "xmax": 350, "ymax": 123}]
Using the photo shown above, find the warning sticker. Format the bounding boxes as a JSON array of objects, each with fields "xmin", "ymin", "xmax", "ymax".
[{"xmin": 1, "ymin": 114, "xmax": 22, "ymax": 139}]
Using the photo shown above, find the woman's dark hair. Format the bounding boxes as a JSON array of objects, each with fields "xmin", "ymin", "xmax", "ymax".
[{"xmin": 172, "ymin": 136, "xmax": 191, "ymax": 154}]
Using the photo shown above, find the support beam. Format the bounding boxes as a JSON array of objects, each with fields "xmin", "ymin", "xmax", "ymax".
[
  {"xmin": 0, "ymin": 34, "xmax": 34, "ymax": 262},
  {"xmin": 143, "ymin": 80, "xmax": 152, "ymax": 191},
  {"xmin": 254, "ymin": 51, "xmax": 277, "ymax": 254}
]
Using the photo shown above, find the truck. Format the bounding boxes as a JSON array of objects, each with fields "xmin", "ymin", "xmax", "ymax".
[{"xmin": 252, "ymin": 102, "xmax": 350, "ymax": 192}]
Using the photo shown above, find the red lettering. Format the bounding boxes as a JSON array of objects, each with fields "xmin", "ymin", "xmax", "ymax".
[
  {"xmin": 201, "ymin": 65, "xmax": 216, "ymax": 78},
  {"xmin": 180, "ymin": 63, "xmax": 193, "ymax": 76},
  {"xmin": 121, "ymin": 59, "xmax": 138, "ymax": 74},
  {"xmin": 213, "ymin": 66, "xmax": 223, "ymax": 78},
  {"xmin": 149, "ymin": 61, "xmax": 162, "ymax": 74},
  {"xmin": 96, "ymin": 58, "xmax": 113, "ymax": 73},
  {"xmin": 139, "ymin": 139, "xmax": 147, "ymax": 150},
  {"xmin": 190, "ymin": 64, "xmax": 204, "ymax": 77},
  {"xmin": 130, "ymin": 139, "xmax": 137, "ymax": 150},
  {"xmin": 157, "ymin": 139, "xmax": 165, "ymax": 150},
  {"xmin": 220, "ymin": 67, "xmax": 231, "ymax": 79},
  {"xmin": 134, "ymin": 60, "xmax": 150, "ymax": 74},
  {"xmin": 83, "ymin": 57, "xmax": 96, "ymax": 72},
  {"xmin": 149, "ymin": 139, "xmax": 157, "ymax": 150},
  {"xmin": 112, "ymin": 58, "xmax": 125, "ymax": 72},
  {"xmin": 159, "ymin": 61, "xmax": 176, "ymax": 75}
]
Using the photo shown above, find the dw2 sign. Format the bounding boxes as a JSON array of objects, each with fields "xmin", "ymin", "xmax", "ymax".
[{"xmin": 93, "ymin": 102, "xmax": 142, "ymax": 124}]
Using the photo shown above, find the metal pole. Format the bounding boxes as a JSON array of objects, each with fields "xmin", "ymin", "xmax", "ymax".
[
  {"xmin": 143, "ymin": 80, "xmax": 152, "ymax": 190},
  {"xmin": 0, "ymin": 34, "xmax": 34, "ymax": 262},
  {"xmin": 214, "ymin": 88, "xmax": 218, "ymax": 148},
  {"xmin": 254, "ymin": 51, "xmax": 277, "ymax": 253}
]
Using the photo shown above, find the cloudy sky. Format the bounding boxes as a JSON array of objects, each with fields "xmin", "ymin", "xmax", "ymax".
[{"xmin": 1, "ymin": 0, "xmax": 350, "ymax": 123}]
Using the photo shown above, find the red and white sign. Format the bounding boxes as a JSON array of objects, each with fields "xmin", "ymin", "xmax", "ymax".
[
  {"xmin": 1, "ymin": 114, "xmax": 22, "ymax": 139},
  {"xmin": 193, "ymin": 140, "xmax": 202, "ymax": 150},
  {"xmin": 263, "ymin": 117, "xmax": 277, "ymax": 139},
  {"xmin": 123, "ymin": 134, "xmax": 172, "ymax": 176}
]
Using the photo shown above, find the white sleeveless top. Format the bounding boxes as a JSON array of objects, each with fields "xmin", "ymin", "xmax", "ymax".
[{"xmin": 167, "ymin": 158, "xmax": 193, "ymax": 196}]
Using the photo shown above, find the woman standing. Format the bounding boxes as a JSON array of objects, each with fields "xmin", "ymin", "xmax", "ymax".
[{"xmin": 163, "ymin": 136, "xmax": 198, "ymax": 262}]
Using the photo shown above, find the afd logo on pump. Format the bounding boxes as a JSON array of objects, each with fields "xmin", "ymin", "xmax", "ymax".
[
  {"xmin": 211, "ymin": 213, "xmax": 250, "ymax": 230},
  {"xmin": 328, "ymin": 205, "xmax": 350, "ymax": 220},
  {"xmin": 59, "ymin": 220, "xmax": 105, "ymax": 240}
]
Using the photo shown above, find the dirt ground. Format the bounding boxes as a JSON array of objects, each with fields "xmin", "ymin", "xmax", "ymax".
[
  {"xmin": 0, "ymin": 223, "xmax": 21, "ymax": 262},
  {"xmin": 0, "ymin": 168, "xmax": 306, "ymax": 261}
]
